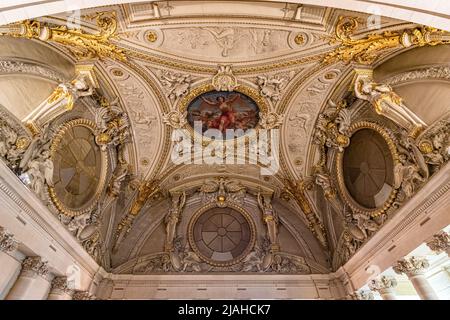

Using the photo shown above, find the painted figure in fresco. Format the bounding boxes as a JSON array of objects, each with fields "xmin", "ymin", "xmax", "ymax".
[
  {"xmin": 201, "ymin": 94, "xmax": 239, "ymax": 132},
  {"xmin": 187, "ymin": 91, "xmax": 260, "ymax": 135}
]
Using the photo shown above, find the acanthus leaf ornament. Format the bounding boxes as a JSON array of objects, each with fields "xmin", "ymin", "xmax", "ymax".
[
  {"xmin": 0, "ymin": 12, "xmax": 126, "ymax": 61},
  {"xmin": 323, "ymin": 16, "xmax": 450, "ymax": 65},
  {"xmin": 393, "ymin": 256, "xmax": 430, "ymax": 276}
]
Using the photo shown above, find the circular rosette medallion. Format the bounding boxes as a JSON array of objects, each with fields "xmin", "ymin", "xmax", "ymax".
[
  {"xmin": 49, "ymin": 119, "xmax": 108, "ymax": 217},
  {"xmin": 189, "ymin": 206, "xmax": 256, "ymax": 266}
]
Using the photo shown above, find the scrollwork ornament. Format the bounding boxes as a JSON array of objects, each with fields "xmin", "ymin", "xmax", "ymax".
[{"xmin": 162, "ymin": 110, "xmax": 188, "ymax": 129}]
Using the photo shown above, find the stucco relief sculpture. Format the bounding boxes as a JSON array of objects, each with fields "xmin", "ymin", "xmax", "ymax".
[
  {"xmin": 257, "ymin": 71, "xmax": 295, "ymax": 103},
  {"xmin": 257, "ymin": 193, "xmax": 279, "ymax": 252},
  {"xmin": 199, "ymin": 177, "xmax": 246, "ymax": 207},
  {"xmin": 238, "ymin": 238, "xmax": 310, "ymax": 274},
  {"xmin": 163, "ymin": 110, "xmax": 188, "ymax": 129},
  {"xmin": 19, "ymin": 125, "xmax": 54, "ymax": 201},
  {"xmin": 212, "ymin": 65, "xmax": 238, "ymax": 92},
  {"xmin": 417, "ymin": 118, "xmax": 450, "ymax": 171},
  {"xmin": 47, "ymin": 73, "xmax": 94, "ymax": 111},
  {"xmin": 353, "ymin": 72, "xmax": 427, "ymax": 136},
  {"xmin": 393, "ymin": 132, "xmax": 429, "ymax": 200},
  {"xmin": 169, "ymin": 26, "xmax": 286, "ymax": 59},
  {"xmin": 94, "ymin": 97, "xmax": 130, "ymax": 152},
  {"xmin": 259, "ymin": 112, "xmax": 283, "ymax": 129},
  {"xmin": 0, "ymin": 119, "xmax": 29, "ymax": 171},
  {"xmin": 165, "ymin": 192, "xmax": 187, "ymax": 252},
  {"xmin": 157, "ymin": 69, "xmax": 192, "ymax": 101}
]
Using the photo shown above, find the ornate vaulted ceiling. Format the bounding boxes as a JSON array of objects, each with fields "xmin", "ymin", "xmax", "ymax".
[{"xmin": 0, "ymin": 1, "xmax": 449, "ymax": 275}]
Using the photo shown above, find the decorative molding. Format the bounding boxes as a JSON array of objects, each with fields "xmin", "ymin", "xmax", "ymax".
[
  {"xmin": 385, "ymin": 66, "xmax": 450, "ymax": 86},
  {"xmin": 212, "ymin": 65, "xmax": 238, "ymax": 92},
  {"xmin": 0, "ymin": 59, "xmax": 65, "ymax": 82}
]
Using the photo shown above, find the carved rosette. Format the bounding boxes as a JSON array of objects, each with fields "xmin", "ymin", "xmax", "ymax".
[
  {"xmin": 0, "ymin": 226, "xmax": 19, "ymax": 253},
  {"xmin": 426, "ymin": 231, "xmax": 450, "ymax": 255},
  {"xmin": 393, "ymin": 256, "xmax": 430, "ymax": 276},
  {"xmin": 368, "ymin": 275, "xmax": 398, "ymax": 293},
  {"xmin": 21, "ymin": 256, "xmax": 49, "ymax": 277}
]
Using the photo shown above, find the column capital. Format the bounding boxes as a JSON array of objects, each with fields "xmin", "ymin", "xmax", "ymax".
[
  {"xmin": 351, "ymin": 290, "xmax": 374, "ymax": 300},
  {"xmin": 426, "ymin": 231, "xmax": 450, "ymax": 255},
  {"xmin": 51, "ymin": 276, "xmax": 74, "ymax": 295},
  {"xmin": 368, "ymin": 275, "xmax": 398, "ymax": 292},
  {"xmin": 21, "ymin": 256, "xmax": 49, "ymax": 277},
  {"xmin": 0, "ymin": 226, "xmax": 19, "ymax": 253},
  {"xmin": 72, "ymin": 290, "xmax": 96, "ymax": 300},
  {"xmin": 393, "ymin": 256, "xmax": 430, "ymax": 276}
]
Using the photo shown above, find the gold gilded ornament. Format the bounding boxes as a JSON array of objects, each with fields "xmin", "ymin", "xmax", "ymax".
[
  {"xmin": 0, "ymin": 12, "xmax": 126, "ymax": 61},
  {"xmin": 294, "ymin": 33, "xmax": 305, "ymax": 45},
  {"xmin": 146, "ymin": 31, "xmax": 158, "ymax": 42},
  {"xmin": 323, "ymin": 16, "xmax": 450, "ymax": 65}
]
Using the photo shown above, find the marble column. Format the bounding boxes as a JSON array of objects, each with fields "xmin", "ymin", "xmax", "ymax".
[
  {"xmin": 368, "ymin": 275, "xmax": 398, "ymax": 300},
  {"xmin": 426, "ymin": 231, "xmax": 450, "ymax": 257},
  {"xmin": 351, "ymin": 290, "xmax": 374, "ymax": 300},
  {"xmin": 0, "ymin": 227, "xmax": 21, "ymax": 299},
  {"xmin": 47, "ymin": 277, "xmax": 74, "ymax": 300},
  {"xmin": 393, "ymin": 256, "xmax": 439, "ymax": 300},
  {"xmin": 6, "ymin": 256, "xmax": 52, "ymax": 300}
]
